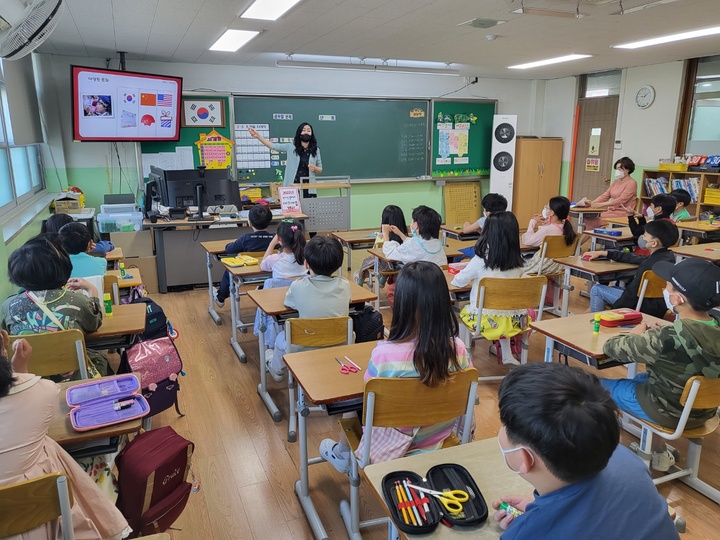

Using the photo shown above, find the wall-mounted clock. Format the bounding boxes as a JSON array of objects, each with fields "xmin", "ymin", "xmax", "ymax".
[{"xmin": 635, "ymin": 85, "xmax": 656, "ymax": 109}]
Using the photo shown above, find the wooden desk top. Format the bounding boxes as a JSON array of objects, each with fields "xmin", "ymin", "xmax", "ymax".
[
  {"xmin": 87, "ymin": 303, "xmax": 146, "ymax": 339},
  {"xmin": 364, "ymin": 438, "xmax": 534, "ymax": 540},
  {"xmin": 367, "ymin": 245, "xmax": 462, "ymax": 263},
  {"xmin": 441, "ymin": 224, "xmax": 481, "ymax": 240},
  {"xmin": 50, "ymin": 374, "xmax": 143, "ymax": 445},
  {"xmin": 246, "ymin": 281, "xmax": 378, "ymax": 315},
  {"xmin": 553, "ymin": 256, "xmax": 638, "ymax": 276},
  {"xmin": 445, "ymin": 237, "xmax": 476, "ymax": 252},
  {"xmin": 104, "ymin": 247, "xmax": 124, "ymax": 261},
  {"xmin": 332, "ymin": 229, "xmax": 380, "ymax": 244},
  {"xmin": 584, "ymin": 227, "xmax": 634, "ymax": 241},
  {"xmin": 143, "ymin": 213, "xmax": 309, "ymax": 228},
  {"xmin": 108, "ymin": 269, "xmax": 143, "ymax": 288},
  {"xmin": 221, "ymin": 259, "xmax": 271, "ymax": 277},
  {"xmin": 604, "ymin": 217, "xmax": 630, "ymax": 226},
  {"xmin": 676, "ymin": 221, "xmax": 720, "ymax": 233},
  {"xmin": 445, "ymin": 270, "xmax": 471, "ymax": 293},
  {"xmin": 671, "ymin": 242, "xmax": 720, "ymax": 262},
  {"xmin": 530, "ymin": 312, "xmax": 669, "ymax": 359},
  {"xmin": 569, "ymin": 207, "xmax": 604, "ymax": 215},
  {"xmin": 201, "ymin": 239, "xmax": 232, "ymax": 254},
  {"xmin": 284, "ymin": 341, "xmax": 378, "ymax": 404}
]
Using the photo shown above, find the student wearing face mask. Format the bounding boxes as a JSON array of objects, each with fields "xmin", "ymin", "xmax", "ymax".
[
  {"xmin": 583, "ymin": 157, "xmax": 640, "ymax": 230},
  {"xmin": 583, "ymin": 220, "xmax": 678, "ymax": 317},
  {"xmin": 491, "ymin": 363, "xmax": 678, "ymax": 540},
  {"xmin": 600, "ymin": 258, "xmax": 720, "ymax": 472},
  {"xmin": 620, "ymin": 194, "xmax": 677, "ymax": 255},
  {"xmin": 248, "ymin": 122, "xmax": 323, "ymax": 198}
]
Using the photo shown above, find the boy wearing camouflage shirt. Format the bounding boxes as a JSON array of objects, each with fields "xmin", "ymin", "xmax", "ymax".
[{"xmin": 600, "ymin": 258, "xmax": 720, "ymax": 472}]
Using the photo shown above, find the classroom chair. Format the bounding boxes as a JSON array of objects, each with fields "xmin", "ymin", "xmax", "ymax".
[
  {"xmin": 621, "ymin": 376, "xmax": 720, "ymax": 505},
  {"xmin": 458, "ymin": 276, "xmax": 547, "ymax": 380},
  {"xmin": 0, "ymin": 473, "xmax": 74, "ymax": 539},
  {"xmin": 337, "ymin": 367, "xmax": 479, "ymax": 539},
  {"xmin": 533, "ymin": 235, "xmax": 580, "ymax": 314},
  {"xmin": 286, "ymin": 316, "xmax": 354, "ymax": 442},
  {"xmin": 9, "ymin": 329, "xmax": 89, "ymax": 379},
  {"xmin": 103, "ymin": 273, "xmax": 120, "ymax": 305},
  {"xmin": 627, "ymin": 270, "xmax": 668, "ymax": 378}
]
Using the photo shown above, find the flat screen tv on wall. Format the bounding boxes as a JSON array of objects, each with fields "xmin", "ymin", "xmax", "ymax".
[{"xmin": 71, "ymin": 65, "xmax": 182, "ymax": 142}]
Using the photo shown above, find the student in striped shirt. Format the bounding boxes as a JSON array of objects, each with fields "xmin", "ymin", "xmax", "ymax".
[{"xmin": 320, "ymin": 261, "xmax": 474, "ymax": 473}]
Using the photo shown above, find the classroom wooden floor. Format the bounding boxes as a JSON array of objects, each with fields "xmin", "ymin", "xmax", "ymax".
[{"xmin": 148, "ymin": 251, "xmax": 720, "ymax": 540}]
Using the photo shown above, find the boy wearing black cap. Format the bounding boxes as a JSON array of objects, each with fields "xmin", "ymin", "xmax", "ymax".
[{"xmin": 600, "ymin": 258, "xmax": 720, "ymax": 471}]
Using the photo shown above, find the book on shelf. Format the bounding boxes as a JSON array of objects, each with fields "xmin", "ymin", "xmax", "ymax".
[
  {"xmin": 644, "ymin": 176, "xmax": 669, "ymax": 197},
  {"xmin": 670, "ymin": 177, "xmax": 700, "ymax": 202}
]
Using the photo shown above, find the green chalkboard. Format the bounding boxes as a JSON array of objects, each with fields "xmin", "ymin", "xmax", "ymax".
[
  {"xmin": 140, "ymin": 95, "xmax": 232, "ymax": 176},
  {"xmin": 233, "ymin": 96, "xmax": 429, "ymax": 182},
  {"xmin": 431, "ymin": 100, "xmax": 496, "ymax": 178}
]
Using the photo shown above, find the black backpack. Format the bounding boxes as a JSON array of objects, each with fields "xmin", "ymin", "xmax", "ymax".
[
  {"xmin": 132, "ymin": 297, "xmax": 169, "ymax": 341},
  {"xmin": 350, "ymin": 305, "xmax": 384, "ymax": 343}
]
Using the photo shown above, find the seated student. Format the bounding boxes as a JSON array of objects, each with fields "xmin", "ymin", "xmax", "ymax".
[
  {"xmin": 1, "ymin": 235, "xmax": 110, "ymax": 377},
  {"xmin": 266, "ymin": 235, "xmax": 351, "ymax": 382},
  {"xmin": 59, "ymin": 222, "xmax": 108, "ymax": 278},
  {"xmin": 492, "ymin": 362, "xmax": 679, "ymax": 540},
  {"xmin": 462, "ymin": 192, "xmax": 508, "ymax": 234},
  {"xmin": 452, "ymin": 212, "xmax": 528, "ymax": 365},
  {"xmin": 354, "ymin": 204, "xmax": 407, "ymax": 287},
  {"xmin": 320, "ymin": 261, "xmax": 473, "ymax": 473},
  {"xmin": 521, "ymin": 196, "xmax": 577, "ymax": 278},
  {"xmin": 583, "ymin": 219, "xmax": 678, "ymax": 318},
  {"xmin": 669, "ymin": 188, "xmax": 692, "ymax": 222},
  {"xmin": 0, "ymin": 332, "xmax": 131, "ymax": 540},
  {"xmin": 260, "ymin": 219, "xmax": 309, "ymax": 280},
  {"xmin": 213, "ymin": 205, "xmax": 274, "ymax": 308},
  {"xmin": 600, "ymin": 258, "xmax": 720, "ymax": 471},
  {"xmin": 622, "ymin": 193, "xmax": 676, "ymax": 239},
  {"xmin": 42, "ymin": 213, "xmax": 114, "ymax": 256},
  {"xmin": 382, "ymin": 205, "xmax": 446, "ymax": 307}
]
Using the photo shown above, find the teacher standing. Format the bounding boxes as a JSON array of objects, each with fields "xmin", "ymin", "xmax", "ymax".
[{"xmin": 248, "ymin": 122, "xmax": 323, "ymax": 198}]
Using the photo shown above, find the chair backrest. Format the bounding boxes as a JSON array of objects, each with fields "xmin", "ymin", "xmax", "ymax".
[
  {"xmin": 0, "ymin": 473, "xmax": 74, "ymax": 539},
  {"xmin": 286, "ymin": 316, "xmax": 353, "ymax": 351},
  {"xmin": 475, "ymin": 275, "xmax": 548, "ymax": 312},
  {"xmin": 680, "ymin": 376, "xmax": 720, "ymax": 410},
  {"xmin": 537, "ymin": 235, "xmax": 580, "ymax": 274},
  {"xmin": 363, "ymin": 368, "xmax": 479, "ymax": 429},
  {"xmin": 635, "ymin": 270, "xmax": 666, "ymax": 310},
  {"xmin": 8, "ymin": 329, "xmax": 89, "ymax": 379},
  {"xmin": 103, "ymin": 273, "xmax": 120, "ymax": 305}
]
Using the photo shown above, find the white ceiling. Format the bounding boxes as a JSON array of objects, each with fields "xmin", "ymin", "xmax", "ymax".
[{"xmin": 32, "ymin": 0, "xmax": 720, "ymax": 79}]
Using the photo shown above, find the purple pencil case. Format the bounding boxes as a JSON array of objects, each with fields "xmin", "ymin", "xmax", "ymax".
[{"xmin": 66, "ymin": 375, "xmax": 150, "ymax": 432}]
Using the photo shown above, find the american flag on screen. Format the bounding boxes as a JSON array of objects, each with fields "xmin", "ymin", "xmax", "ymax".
[{"xmin": 157, "ymin": 93, "xmax": 173, "ymax": 107}]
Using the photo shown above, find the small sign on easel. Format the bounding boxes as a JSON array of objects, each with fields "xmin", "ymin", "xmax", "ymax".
[{"xmin": 278, "ymin": 186, "xmax": 301, "ymax": 214}]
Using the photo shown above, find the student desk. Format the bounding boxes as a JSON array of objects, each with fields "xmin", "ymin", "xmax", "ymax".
[
  {"xmin": 103, "ymin": 247, "xmax": 124, "ymax": 270},
  {"xmin": 604, "ymin": 216, "xmax": 631, "ymax": 227},
  {"xmin": 440, "ymin": 224, "xmax": 481, "ymax": 244},
  {"xmin": 246, "ymin": 283, "xmax": 377, "ymax": 422},
  {"xmin": 569, "ymin": 206, "xmax": 604, "ymax": 239},
  {"xmin": 671, "ymin": 242, "xmax": 720, "ymax": 262},
  {"xmin": 50, "ymin": 374, "xmax": 143, "ymax": 445},
  {"xmin": 221, "ymin": 259, "xmax": 272, "ymax": 363},
  {"xmin": 366, "ymin": 246, "xmax": 462, "ymax": 310},
  {"xmin": 332, "ymin": 229, "xmax": 381, "ymax": 273},
  {"xmin": 364, "ymin": 438, "xmax": 535, "ymax": 540},
  {"xmin": 552, "ymin": 256, "xmax": 638, "ymax": 318},
  {"xmin": 585, "ymin": 227, "xmax": 635, "ymax": 250},
  {"xmin": 200, "ymin": 239, "xmax": 229, "ymax": 325},
  {"xmin": 107, "ymin": 269, "xmax": 143, "ymax": 289},
  {"xmin": 676, "ymin": 220, "xmax": 720, "ymax": 240},
  {"xmin": 284, "ymin": 341, "xmax": 377, "ymax": 540},
  {"xmin": 85, "ymin": 303, "xmax": 146, "ymax": 349},
  {"xmin": 530, "ymin": 312, "xmax": 668, "ymax": 370},
  {"xmin": 144, "ymin": 213, "xmax": 307, "ymax": 292}
]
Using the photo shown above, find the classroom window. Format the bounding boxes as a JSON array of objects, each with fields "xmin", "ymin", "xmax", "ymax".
[
  {"xmin": 0, "ymin": 82, "xmax": 45, "ymax": 214},
  {"xmin": 583, "ymin": 70, "xmax": 622, "ymax": 98},
  {"xmin": 686, "ymin": 55, "xmax": 720, "ymax": 156}
]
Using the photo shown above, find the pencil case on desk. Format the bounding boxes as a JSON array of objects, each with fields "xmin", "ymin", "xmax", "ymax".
[
  {"xmin": 599, "ymin": 308, "xmax": 643, "ymax": 327},
  {"xmin": 66, "ymin": 375, "xmax": 150, "ymax": 431},
  {"xmin": 221, "ymin": 255, "xmax": 259, "ymax": 267},
  {"xmin": 381, "ymin": 464, "xmax": 488, "ymax": 535},
  {"xmin": 593, "ymin": 228, "xmax": 622, "ymax": 236}
]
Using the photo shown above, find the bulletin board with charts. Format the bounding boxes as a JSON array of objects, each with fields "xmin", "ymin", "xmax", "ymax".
[
  {"xmin": 140, "ymin": 94, "xmax": 233, "ymax": 177},
  {"xmin": 431, "ymin": 100, "xmax": 496, "ymax": 178},
  {"xmin": 444, "ymin": 182, "xmax": 482, "ymax": 224}
]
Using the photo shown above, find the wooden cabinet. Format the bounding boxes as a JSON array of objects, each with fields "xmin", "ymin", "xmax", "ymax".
[
  {"xmin": 641, "ymin": 169, "xmax": 720, "ymax": 219},
  {"xmin": 512, "ymin": 138, "xmax": 563, "ymax": 226}
]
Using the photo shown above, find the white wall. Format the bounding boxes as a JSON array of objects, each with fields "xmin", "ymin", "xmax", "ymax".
[{"xmin": 542, "ymin": 77, "xmax": 578, "ymax": 162}]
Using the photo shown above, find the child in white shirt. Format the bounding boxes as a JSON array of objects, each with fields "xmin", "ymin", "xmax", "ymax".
[{"xmin": 260, "ymin": 219, "xmax": 309, "ymax": 279}]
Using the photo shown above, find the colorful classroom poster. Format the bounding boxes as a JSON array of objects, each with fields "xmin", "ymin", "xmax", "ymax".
[
  {"xmin": 194, "ymin": 129, "xmax": 233, "ymax": 169},
  {"xmin": 278, "ymin": 187, "xmax": 301, "ymax": 214}
]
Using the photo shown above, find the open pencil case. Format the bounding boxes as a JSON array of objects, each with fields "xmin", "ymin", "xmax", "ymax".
[
  {"xmin": 66, "ymin": 375, "xmax": 150, "ymax": 431},
  {"xmin": 381, "ymin": 463, "xmax": 488, "ymax": 535}
]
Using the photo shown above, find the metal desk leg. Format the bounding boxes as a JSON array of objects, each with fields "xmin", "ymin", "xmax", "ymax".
[
  {"xmin": 544, "ymin": 337, "xmax": 556, "ymax": 363},
  {"xmin": 256, "ymin": 312, "xmax": 281, "ymax": 422},
  {"xmin": 561, "ymin": 267, "xmax": 572, "ymax": 317},
  {"xmin": 207, "ymin": 252, "xmax": 222, "ymax": 325},
  {"xmin": 155, "ymin": 228, "xmax": 168, "ymax": 293},
  {"xmin": 373, "ymin": 255, "xmax": 380, "ymax": 311},
  {"xmin": 575, "ymin": 214, "xmax": 585, "ymax": 256},
  {"xmin": 294, "ymin": 385, "xmax": 329, "ymax": 539},
  {"xmin": 229, "ymin": 276, "xmax": 247, "ymax": 362},
  {"xmin": 590, "ymin": 236, "xmax": 597, "ymax": 251},
  {"xmin": 442, "ymin": 230, "xmax": 447, "ymax": 246},
  {"xmin": 344, "ymin": 242, "xmax": 351, "ymax": 274}
]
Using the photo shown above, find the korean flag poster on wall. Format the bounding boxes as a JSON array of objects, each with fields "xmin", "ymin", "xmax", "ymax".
[{"xmin": 181, "ymin": 99, "xmax": 226, "ymax": 128}]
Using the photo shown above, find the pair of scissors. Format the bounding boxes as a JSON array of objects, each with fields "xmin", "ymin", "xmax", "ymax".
[
  {"xmin": 335, "ymin": 357, "xmax": 358, "ymax": 375},
  {"xmin": 405, "ymin": 483, "xmax": 469, "ymax": 513}
]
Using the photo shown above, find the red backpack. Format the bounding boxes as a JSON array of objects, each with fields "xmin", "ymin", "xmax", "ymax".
[{"xmin": 115, "ymin": 426, "xmax": 194, "ymax": 537}]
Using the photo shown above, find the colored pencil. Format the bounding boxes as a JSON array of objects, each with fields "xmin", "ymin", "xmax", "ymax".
[
  {"xmin": 344, "ymin": 356, "xmax": 362, "ymax": 371},
  {"xmin": 395, "ymin": 481, "xmax": 410, "ymax": 525},
  {"xmin": 397, "ymin": 480, "xmax": 417, "ymax": 526},
  {"xmin": 404, "ymin": 479, "xmax": 426, "ymax": 523}
]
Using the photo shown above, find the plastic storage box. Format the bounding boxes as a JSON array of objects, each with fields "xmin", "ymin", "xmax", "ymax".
[
  {"xmin": 100, "ymin": 203, "xmax": 138, "ymax": 214},
  {"xmin": 97, "ymin": 212, "xmax": 143, "ymax": 233}
]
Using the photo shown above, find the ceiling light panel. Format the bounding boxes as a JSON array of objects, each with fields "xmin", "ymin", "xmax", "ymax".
[
  {"xmin": 613, "ymin": 26, "xmax": 720, "ymax": 49},
  {"xmin": 509, "ymin": 54, "xmax": 591, "ymax": 70},
  {"xmin": 241, "ymin": 0, "xmax": 303, "ymax": 21},
  {"xmin": 209, "ymin": 30, "xmax": 260, "ymax": 52}
]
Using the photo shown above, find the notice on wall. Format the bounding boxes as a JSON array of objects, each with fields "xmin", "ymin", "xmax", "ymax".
[
  {"xmin": 588, "ymin": 128, "xmax": 601, "ymax": 156},
  {"xmin": 278, "ymin": 186, "xmax": 301, "ymax": 214},
  {"xmin": 585, "ymin": 158, "xmax": 601, "ymax": 172}
]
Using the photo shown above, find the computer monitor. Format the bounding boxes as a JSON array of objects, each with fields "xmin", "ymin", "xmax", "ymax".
[
  {"xmin": 146, "ymin": 166, "xmax": 169, "ymax": 214},
  {"xmin": 161, "ymin": 167, "xmax": 240, "ymax": 213}
]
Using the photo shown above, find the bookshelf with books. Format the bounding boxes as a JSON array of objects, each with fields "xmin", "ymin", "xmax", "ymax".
[{"xmin": 641, "ymin": 169, "xmax": 720, "ymax": 219}]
